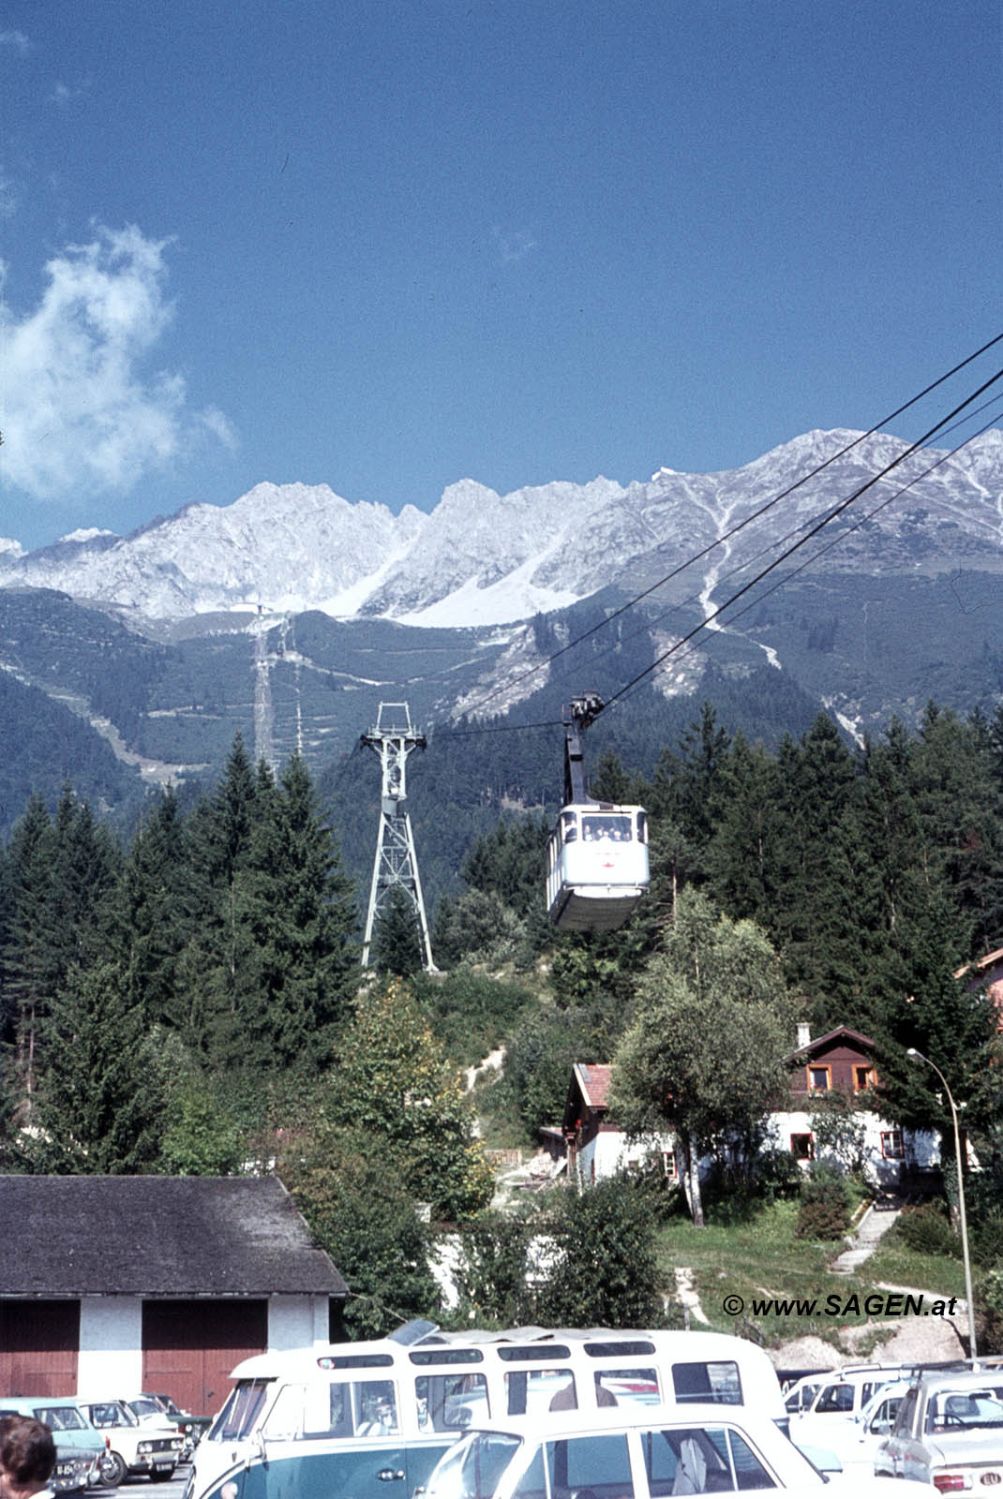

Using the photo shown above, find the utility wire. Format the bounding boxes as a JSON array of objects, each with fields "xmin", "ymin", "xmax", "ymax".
[
  {"xmin": 541, "ymin": 390, "xmax": 1003, "ymax": 702},
  {"xmin": 611, "ymin": 403, "xmax": 1003, "ymax": 712},
  {"xmin": 602, "ymin": 361, "xmax": 1003, "ymax": 712},
  {"xmin": 455, "ymin": 332, "xmax": 1003, "ymax": 720}
]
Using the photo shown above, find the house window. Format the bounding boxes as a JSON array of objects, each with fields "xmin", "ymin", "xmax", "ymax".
[
  {"xmin": 854, "ymin": 1065, "xmax": 876, "ymax": 1091},
  {"xmin": 807, "ymin": 1065, "xmax": 831, "ymax": 1092},
  {"xmin": 881, "ymin": 1130, "xmax": 905, "ymax": 1160},
  {"xmin": 790, "ymin": 1133, "xmax": 814, "ymax": 1161},
  {"xmin": 662, "ymin": 1150, "xmax": 677, "ymax": 1180}
]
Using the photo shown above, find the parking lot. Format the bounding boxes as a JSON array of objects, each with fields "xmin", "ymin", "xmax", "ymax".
[{"xmin": 92, "ymin": 1465, "xmax": 190, "ymax": 1499}]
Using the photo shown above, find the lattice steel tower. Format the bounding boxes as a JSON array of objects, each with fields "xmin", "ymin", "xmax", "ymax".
[{"xmin": 360, "ymin": 702, "xmax": 436, "ymax": 971}]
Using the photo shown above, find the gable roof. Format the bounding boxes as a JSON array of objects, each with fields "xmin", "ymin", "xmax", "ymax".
[
  {"xmin": 785, "ymin": 1025, "xmax": 877, "ymax": 1063},
  {"xmin": 571, "ymin": 1062, "xmax": 613, "ymax": 1111},
  {"xmin": 0, "ymin": 1175, "xmax": 347, "ymax": 1298}
]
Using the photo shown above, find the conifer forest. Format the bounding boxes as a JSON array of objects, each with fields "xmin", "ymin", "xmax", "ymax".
[{"xmin": 2, "ymin": 699, "xmax": 1003, "ymax": 1343}]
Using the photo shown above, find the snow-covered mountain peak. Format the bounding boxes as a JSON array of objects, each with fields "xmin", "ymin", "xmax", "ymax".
[{"xmin": 3, "ymin": 426, "xmax": 1001, "ymax": 626}]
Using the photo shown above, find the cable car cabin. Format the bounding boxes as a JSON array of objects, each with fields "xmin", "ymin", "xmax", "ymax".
[{"xmin": 546, "ymin": 805, "xmax": 650, "ymax": 932}]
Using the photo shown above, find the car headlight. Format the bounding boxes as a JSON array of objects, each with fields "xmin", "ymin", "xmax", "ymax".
[{"xmin": 138, "ymin": 1442, "xmax": 153, "ymax": 1454}]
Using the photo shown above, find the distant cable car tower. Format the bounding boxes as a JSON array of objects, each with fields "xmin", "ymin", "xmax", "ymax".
[{"xmin": 360, "ymin": 702, "xmax": 436, "ymax": 972}]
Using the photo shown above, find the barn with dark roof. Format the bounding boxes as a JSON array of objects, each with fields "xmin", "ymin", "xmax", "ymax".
[{"xmin": 0, "ymin": 1175, "xmax": 346, "ymax": 1415}]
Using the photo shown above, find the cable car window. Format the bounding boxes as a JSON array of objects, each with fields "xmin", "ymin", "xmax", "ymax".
[
  {"xmin": 561, "ymin": 812, "xmax": 578, "ymax": 843},
  {"xmin": 582, "ymin": 814, "xmax": 632, "ymax": 842},
  {"xmin": 636, "ymin": 811, "xmax": 648, "ymax": 843}
]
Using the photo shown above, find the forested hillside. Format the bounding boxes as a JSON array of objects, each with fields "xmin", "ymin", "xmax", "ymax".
[{"xmin": 1, "ymin": 697, "xmax": 1002, "ymax": 1338}]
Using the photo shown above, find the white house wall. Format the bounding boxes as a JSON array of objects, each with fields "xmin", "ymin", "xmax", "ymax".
[
  {"xmin": 267, "ymin": 1295, "xmax": 330, "ymax": 1351},
  {"xmin": 575, "ymin": 1130, "xmax": 674, "ymax": 1186},
  {"xmin": 77, "ymin": 1298, "xmax": 143, "ymax": 1397},
  {"xmin": 766, "ymin": 1110, "xmax": 940, "ymax": 1183}
]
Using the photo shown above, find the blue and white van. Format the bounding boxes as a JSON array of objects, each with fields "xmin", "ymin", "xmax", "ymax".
[{"xmin": 188, "ymin": 1323, "xmax": 789, "ymax": 1499}]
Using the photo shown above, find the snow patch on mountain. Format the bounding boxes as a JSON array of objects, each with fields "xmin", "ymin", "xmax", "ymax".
[
  {"xmin": 3, "ymin": 428, "xmax": 1001, "ymax": 627},
  {"xmin": 398, "ymin": 556, "xmax": 582, "ymax": 628}
]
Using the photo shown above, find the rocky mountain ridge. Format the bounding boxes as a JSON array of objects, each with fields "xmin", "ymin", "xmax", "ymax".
[{"xmin": 3, "ymin": 427, "xmax": 1001, "ymax": 629}]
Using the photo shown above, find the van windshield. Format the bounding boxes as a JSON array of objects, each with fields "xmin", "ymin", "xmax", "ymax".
[{"xmin": 208, "ymin": 1380, "xmax": 273, "ymax": 1442}]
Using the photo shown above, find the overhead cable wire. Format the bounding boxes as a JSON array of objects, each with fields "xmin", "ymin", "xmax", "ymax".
[
  {"xmin": 455, "ymin": 332, "xmax": 1003, "ymax": 720},
  {"xmin": 601, "ymin": 361, "xmax": 1003, "ymax": 713},
  {"xmin": 438, "ymin": 390, "xmax": 1003, "ymax": 740},
  {"xmin": 540, "ymin": 390, "xmax": 1003, "ymax": 700},
  {"xmin": 609, "ymin": 403, "xmax": 1003, "ymax": 713}
]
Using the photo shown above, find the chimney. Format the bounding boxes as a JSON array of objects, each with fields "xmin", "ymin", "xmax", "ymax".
[{"xmin": 796, "ymin": 1021, "xmax": 811, "ymax": 1050}]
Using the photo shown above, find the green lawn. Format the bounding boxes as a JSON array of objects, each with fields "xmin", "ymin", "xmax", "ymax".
[{"xmin": 656, "ymin": 1199, "xmax": 965, "ymax": 1348}]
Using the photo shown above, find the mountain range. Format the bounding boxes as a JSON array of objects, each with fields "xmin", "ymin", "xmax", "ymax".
[{"xmin": 0, "ymin": 426, "xmax": 1001, "ymax": 842}]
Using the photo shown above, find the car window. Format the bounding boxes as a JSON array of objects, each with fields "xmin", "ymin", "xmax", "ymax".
[
  {"xmin": 416, "ymin": 1373, "xmax": 490, "ymax": 1432},
  {"xmin": 209, "ymin": 1379, "xmax": 272, "ymax": 1441},
  {"xmin": 434, "ymin": 1433, "xmax": 524, "ymax": 1499},
  {"xmin": 264, "ymin": 1379, "xmax": 398, "ymax": 1440},
  {"xmin": 640, "ymin": 1426, "xmax": 775, "ymax": 1494},
  {"xmin": 815, "ymin": 1385, "xmax": 854, "ymax": 1414},
  {"xmin": 867, "ymin": 1398, "xmax": 901, "ymax": 1434},
  {"xmin": 34, "ymin": 1407, "xmax": 86, "ymax": 1432},
  {"xmin": 505, "ymin": 1368, "xmax": 576, "ymax": 1416},
  {"xmin": 547, "ymin": 1433, "xmax": 636, "ymax": 1497},
  {"xmin": 892, "ymin": 1388, "xmax": 918, "ymax": 1438},
  {"xmin": 596, "ymin": 1368, "xmax": 660, "ymax": 1407},
  {"xmin": 672, "ymin": 1362, "xmax": 742, "ymax": 1406},
  {"xmin": 926, "ymin": 1391, "xmax": 1003, "ymax": 1433}
]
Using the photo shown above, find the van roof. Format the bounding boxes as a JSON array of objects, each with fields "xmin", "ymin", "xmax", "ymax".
[{"xmin": 227, "ymin": 1328, "xmax": 778, "ymax": 1382}]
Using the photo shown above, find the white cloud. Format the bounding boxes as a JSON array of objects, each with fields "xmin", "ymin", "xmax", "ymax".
[
  {"xmin": 51, "ymin": 78, "xmax": 91, "ymax": 105},
  {"xmin": 0, "ymin": 30, "xmax": 29, "ymax": 54},
  {"xmin": 492, "ymin": 226, "xmax": 538, "ymax": 265},
  {"xmin": 1, "ymin": 225, "xmax": 234, "ymax": 502}
]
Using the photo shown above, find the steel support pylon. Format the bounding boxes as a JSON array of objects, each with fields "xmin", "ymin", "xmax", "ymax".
[{"xmin": 360, "ymin": 702, "xmax": 436, "ymax": 972}]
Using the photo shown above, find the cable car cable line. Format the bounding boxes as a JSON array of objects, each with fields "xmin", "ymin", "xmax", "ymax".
[
  {"xmin": 438, "ymin": 387, "xmax": 1003, "ymax": 739},
  {"xmin": 600, "ymin": 360, "xmax": 1003, "ymax": 714},
  {"xmin": 453, "ymin": 331, "xmax": 1003, "ymax": 722},
  {"xmin": 540, "ymin": 391, "xmax": 1003, "ymax": 707},
  {"xmin": 609, "ymin": 403, "xmax": 1003, "ymax": 711}
]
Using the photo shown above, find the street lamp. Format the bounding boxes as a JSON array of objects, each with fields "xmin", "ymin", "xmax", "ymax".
[{"xmin": 906, "ymin": 1047, "xmax": 977, "ymax": 1358}]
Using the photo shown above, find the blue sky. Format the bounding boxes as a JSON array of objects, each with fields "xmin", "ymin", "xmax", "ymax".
[{"xmin": 1, "ymin": 0, "xmax": 1000, "ymax": 551}]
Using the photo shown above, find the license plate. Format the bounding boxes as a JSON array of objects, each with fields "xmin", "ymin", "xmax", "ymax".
[{"xmin": 153, "ymin": 1462, "xmax": 173, "ymax": 1471}]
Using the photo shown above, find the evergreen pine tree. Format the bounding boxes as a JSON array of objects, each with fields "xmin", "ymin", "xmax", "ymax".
[
  {"xmin": 110, "ymin": 787, "xmax": 191, "ymax": 1027},
  {"xmin": 372, "ymin": 886, "xmax": 424, "ymax": 978},
  {"xmin": 30, "ymin": 960, "xmax": 167, "ymax": 1172},
  {"xmin": 238, "ymin": 754, "xmax": 357, "ymax": 1068},
  {"xmin": 3, "ymin": 796, "xmax": 57, "ymax": 1110}
]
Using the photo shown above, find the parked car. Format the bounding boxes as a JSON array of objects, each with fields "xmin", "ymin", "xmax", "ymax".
[
  {"xmin": 0, "ymin": 1396, "xmax": 112, "ymax": 1492},
  {"xmin": 875, "ymin": 1368, "xmax": 1003, "ymax": 1491},
  {"xmin": 809, "ymin": 1379, "xmax": 914, "ymax": 1477},
  {"xmin": 140, "ymin": 1393, "xmax": 213, "ymax": 1449},
  {"xmin": 422, "ymin": 1402, "xmax": 925, "ymax": 1499},
  {"xmin": 123, "ymin": 1395, "xmax": 206, "ymax": 1463},
  {"xmin": 79, "ymin": 1399, "xmax": 185, "ymax": 1485},
  {"xmin": 790, "ymin": 1366, "xmax": 906, "ymax": 1446}
]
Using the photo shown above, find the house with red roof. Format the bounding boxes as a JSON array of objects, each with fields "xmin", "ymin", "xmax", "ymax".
[{"xmin": 561, "ymin": 1062, "xmax": 676, "ymax": 1187}]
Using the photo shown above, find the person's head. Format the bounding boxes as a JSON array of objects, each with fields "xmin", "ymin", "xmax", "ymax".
[{"xmin": 0, "ymin": 1416, "xmax": 56, "ymax": 1499}]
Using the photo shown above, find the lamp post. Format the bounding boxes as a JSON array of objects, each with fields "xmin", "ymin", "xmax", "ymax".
[{"xmin": 906, "ymin": 1047, "xmax": 977, "ymax": 1358}]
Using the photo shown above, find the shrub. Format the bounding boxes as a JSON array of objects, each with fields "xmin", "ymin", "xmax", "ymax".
[
  {"xmin": 976, "ymin": 1267, "xmax": 1003, "ymax": 1355},
  {"xmin": 794, "ymin": 1174, "xmax": 851, "ymax": 1240},
  {"xmin": 755, "ymin": 1147, "xmax": 804, "ymax": 1203},
  {"xmin": 897, "ymin": 1202, "xmax": 960, "ymax": 1258}
]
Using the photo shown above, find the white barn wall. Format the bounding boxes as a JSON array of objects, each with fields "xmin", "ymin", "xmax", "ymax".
[
  {"xmin": 267, "ymin": 1296, "xmax": 330, "ymax": 1351},
  {"xmin": 77, "ymin": 1298, "xmax": 143, "ymax": 1396}
]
